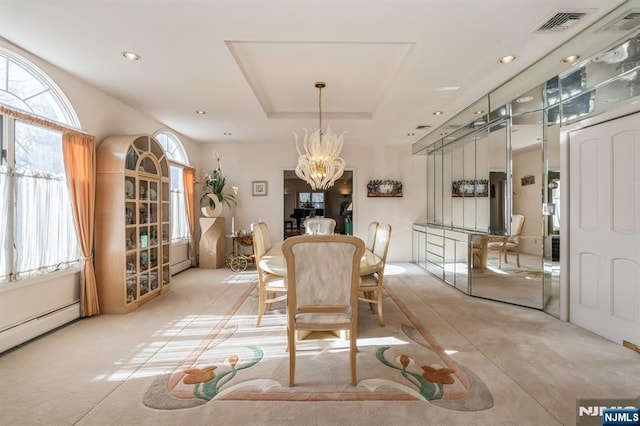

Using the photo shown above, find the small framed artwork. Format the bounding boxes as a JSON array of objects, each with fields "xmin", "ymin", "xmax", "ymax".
[
  {"xmin": 521, "ymin": 175, "xmax": 535, "ymax": 186},
  {"xmin": 252, "ymin": 180, "xmax": 268, "ymax": 196},
  {"xmin": 367, "ymin": 180, "xmax": 403, "ymax": 197}
]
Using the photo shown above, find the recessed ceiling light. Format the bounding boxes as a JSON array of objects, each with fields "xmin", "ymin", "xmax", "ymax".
[
  {"xmin": 195, "ymin": 110, "xmax": 207, "ymax": 115},
  {"xmin": 433, "ymin": 111, "xmax": 444, "ymax": 116},
  {"xmin": 562, "ymin": 55, "xmax": 580, "ymax": 64},
  {"xmin": 434, "ymin": 86, "xmax": 460, "ymax": 92},
  {"xmin": 474, "ymin": 110, "xmax": 484, "ymax": 115},
  {"xmin": 121, "ymin": 51, "xmax": 141, "ymax": 61},
  {"xmin": 407, "ymin": 132, "xmax": 416, "ymax": 136},
  {"xmin": 516, "ymin": 96, "xmax": 534, "ymax": 103},
  {"xmin": 499, "ymin": 55, "xmax": 516, "ymax": 64},
  {"xmin": 223, "ymin": 132, "xmax": 232, "ymax": 135}
]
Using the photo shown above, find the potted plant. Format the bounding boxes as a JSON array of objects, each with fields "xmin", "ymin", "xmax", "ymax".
[{"xmin": 200, "ymin": 153, "xmax": 238, "ymax": 217}]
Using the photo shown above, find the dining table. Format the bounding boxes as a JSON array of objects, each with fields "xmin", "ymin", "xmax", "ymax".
[{"xmin": 259, "ymin": 240, "xmax": 383, "ymax": 277}]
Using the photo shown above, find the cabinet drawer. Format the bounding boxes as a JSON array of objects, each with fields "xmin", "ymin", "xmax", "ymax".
[
  {"xmin": 426, "ymin": 261, "xmax": 443, "ymax": 278},
  {"xmin": 427, "ymin": 227, "xmax": 444, "ymax": 237},
  {"xmin": 426, "ymin": 250, "xmax": 443, "ymax": 264},
  {"xmin": 426, "ymin": 242, "xmax": 444, "ymax": 257},
  {"xmin": 426, "ymin": 234, "xmax": 443, "ymax": 246}
]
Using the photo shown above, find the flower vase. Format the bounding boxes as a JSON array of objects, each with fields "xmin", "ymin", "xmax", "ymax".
[{"xmin": 202, "ymin": 194, "xmax": 224, "ymax": 217}]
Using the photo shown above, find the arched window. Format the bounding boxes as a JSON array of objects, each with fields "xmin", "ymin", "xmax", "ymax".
[
  {"xmin": 154, "ymin": 130, "xmax": 190, "ymax": 244},
  {"xmin": 0, "ymin": 48, "xmax": 80, "ymax": 282},
  {"xmin": 155, "ymin": 131, "xmax": 188, "ymax": 165}
]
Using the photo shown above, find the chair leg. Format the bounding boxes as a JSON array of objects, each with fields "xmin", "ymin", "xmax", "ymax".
[
  {"xmin": 516, "ymin": 249, "xmax": 521, "ymax": 267},
  {"xmin": 256, "ymin": 284, "xmax": 266, "ymax": 327},
  {"xmin": 350, "ymin": 324, "xmax": 357, "ymax": 386},
  {"xmin": 288, "ymin": 324, "xmax": 296, "ymax": 387},
  {"xmin": 256, "ymin": 286, "xmax": 264, "ymax": 326},
  {"xmin": 368, "ymin": 291, "xmax": 375, "ymax": 313},
  {"xmin": 377, "ymin": 288, "xmax": 385, "ymax": 326}
]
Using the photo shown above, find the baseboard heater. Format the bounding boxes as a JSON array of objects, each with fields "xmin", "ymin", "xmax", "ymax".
[
  {"xmin": 0, "ymin": 303, "xmax": 80, "ymax": 354},
  {"xmin": 171, "ymin": 259, "xmax": 192, "ymax": 275}
]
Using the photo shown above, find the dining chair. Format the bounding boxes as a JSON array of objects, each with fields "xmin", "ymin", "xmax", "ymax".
[
  {"xmin": 358, "ymin": 223, "xmax": 392, "ymax": 326},
  {"xmin": 282, "ymin": 234, "xmax": 365, "ymax": 386},
  {"xmin": 251, "ymin": 222, "xmax": 287, "ymax": 326},
  {"xmin": 365, "ymin": 221, "xmax": 379, "ymax": 251},
  {"xmin": 303, "ymin": 217, "xmax": 336, "ymax": 235},
  {"xmin": 487, "ymin": 214, "xmax": 525, "ymax": 268}
]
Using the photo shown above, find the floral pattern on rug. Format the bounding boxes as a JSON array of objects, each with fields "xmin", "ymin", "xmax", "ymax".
[{"xmin": 143, "ymin": 284, "xmax": 494, "ymax": 411}]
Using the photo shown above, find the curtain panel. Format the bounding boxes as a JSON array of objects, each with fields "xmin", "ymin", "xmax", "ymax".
[
  {"xmin": 183, "ymin": 166, "xmax": 196, "ymax": 266},
  {"xmin": 62, "ymin": 132, "xmax": 99, "ymax": 316}
]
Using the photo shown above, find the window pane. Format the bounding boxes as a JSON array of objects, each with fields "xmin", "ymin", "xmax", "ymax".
[
  {"xmin": 170, "ymin": 165, "xmax": 189, "ymax": 242},
  {"xmin": 12, "ymin": 121, "xmax": 80, "ymax": 279},
  {"xmin": 299, "ymin": 193, "xmax": 310, "ymax": 203},
  {"xmin": 8, "ymin": 60, "xmax": 45, "ymax": 99},
  {"xmin": 0, "ymin": 166, "xmax": 10, "ymax": 282},
  {"xmin": 0, "ymin": 56, "xmax": 6, "ymax": 91},
  {"xmin": 26, "ymin": 91, "xmax": 67, "ymax": 124},
  {"xmin": 14, "ymin": 121, "xmax": 65, "ymax": 175}
]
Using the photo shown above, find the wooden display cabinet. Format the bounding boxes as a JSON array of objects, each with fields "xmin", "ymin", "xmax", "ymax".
[{"xmin": 96, "ymin": 134, "xmax": 171, "ymax": 313}]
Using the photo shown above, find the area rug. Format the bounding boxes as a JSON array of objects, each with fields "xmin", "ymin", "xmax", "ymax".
[{"xmin": 143, "ymin": 283, "xmax": 494, "ymax": 412}]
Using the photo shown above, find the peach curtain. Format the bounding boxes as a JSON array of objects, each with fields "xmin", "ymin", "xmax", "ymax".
[
  {"xmin": 62, "ymin": 132, "xmax": 100, "ymax": 316},
  {"xmin": 183, "ymin": 166, "xmax": 197, "ymax": 265}
]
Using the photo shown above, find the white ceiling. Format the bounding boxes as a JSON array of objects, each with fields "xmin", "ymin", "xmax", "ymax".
[{"xmin": 0, "ymin": 0, "xmax": 628, "ymax": 146}]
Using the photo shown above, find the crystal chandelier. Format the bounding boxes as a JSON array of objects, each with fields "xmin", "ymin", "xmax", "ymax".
[{"xmin": 294, "ymin": 81, "xmax": 346, "ymax": 190}]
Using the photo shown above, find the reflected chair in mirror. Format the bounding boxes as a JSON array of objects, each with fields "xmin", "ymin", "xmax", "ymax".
[
  {"xmin": 358, "ymin": 223, "xmax": 392, "ymax": 326},
  {"xmin": 471, "ymin": 236, "xmax": 489, "ymax": 272},
  {"xmin": 251, "ymin": 222, "xmax": 287, "ymax": 326},
  {"xmin": 487, "ymin": 214, "xmax": 525, "ymax": 268},
  {"xmin": 365, "ymin": 221, "xmax": 379, "ymax": 251},
  {"xmin": 303, "ymin": 217, "xmax": 336, "ymax": 235},
  {"xmin": 282, "ymin": 235, "xmax": 365, "ymax": 386}
]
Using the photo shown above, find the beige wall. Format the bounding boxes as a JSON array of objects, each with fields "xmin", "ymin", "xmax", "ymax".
[
  {"xmin": 512, "ymin": 146, "xmax": 542, "ymax": 255},
  {"xmin": 197, "ymin": 143, "xmax": 427, "ymax": 262}
]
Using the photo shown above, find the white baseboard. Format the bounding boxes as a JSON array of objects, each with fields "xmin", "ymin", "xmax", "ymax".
[
  {"xmin": 0, "ymin": 303, "xmax": 80, "ymax": 354},
  {"xmin": 171, "ymin": 259, "xmax": 192, "ymax": 275}
]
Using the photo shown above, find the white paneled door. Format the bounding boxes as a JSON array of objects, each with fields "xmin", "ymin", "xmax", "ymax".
[{"xmin": 569, "ymin": 112, "xmax": 640, "ymax": 345}]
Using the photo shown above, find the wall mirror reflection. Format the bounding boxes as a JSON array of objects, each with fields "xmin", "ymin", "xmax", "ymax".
[
  {"xmin": 470, "ymin": 107, "xmax": 544, "ymax": 310},
  {"xmin": 283, "ymin": 170, "xmax": 353, "ymax": 239}
]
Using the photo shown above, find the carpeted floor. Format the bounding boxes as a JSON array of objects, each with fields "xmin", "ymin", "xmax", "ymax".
[
  {"xmin": 1, "ymin": 263, "xmax": 639, "ymax": 425},
  {"xmin": 142, "ymin": 280, "xmax": 493, "ymax": 410}
]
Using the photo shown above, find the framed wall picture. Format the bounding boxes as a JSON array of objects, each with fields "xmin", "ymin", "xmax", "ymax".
[
  {"xmin": 252, "ymin": 180, "xmax": 268, "ymax": 196},
  {"xmin": 367, "ymin": 180, "xmax": 403, "ymax": 197}
]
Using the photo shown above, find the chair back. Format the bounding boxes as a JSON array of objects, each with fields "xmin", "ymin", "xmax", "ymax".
[
  {"xmin": 304, "ymin": 217, "xmax": 336, "ymax": 235},
  {"xmin": 508, "ymin": 215, "xmax": 525, "ymax": 243},
  {"xmin": 282, "ymin": 235, "xmax": 364, "ymax": 319},
  {"xmin": 366, "ymin": 222, "xmax": 379, "ymax": 251},
  {"xmin": 251, "ymin": 222, "xmax": 271, "ymax": 260},
  {"xmin": 372, "ymin": 223, "xmax": 392, "ymax": 263}
]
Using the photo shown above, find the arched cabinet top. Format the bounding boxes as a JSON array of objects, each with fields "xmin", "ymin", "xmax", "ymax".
[{"xmin": 97, "ymin": 134, "xmax": 169, "ymax": 178}]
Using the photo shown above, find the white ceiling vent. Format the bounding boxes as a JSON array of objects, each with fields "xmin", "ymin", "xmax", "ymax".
[
  {"xmin": 597, "ymin": 9, "xmax": 640, "ymax": 33},
  {"xmin": 533, "ymin": 9, "xmax": 595, "ymax": 34}
]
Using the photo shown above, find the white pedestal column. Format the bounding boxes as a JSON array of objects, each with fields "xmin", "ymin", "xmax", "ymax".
[{"xmin": 199, "ymin": 217, "xmax": 225, "ymax": 269}]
